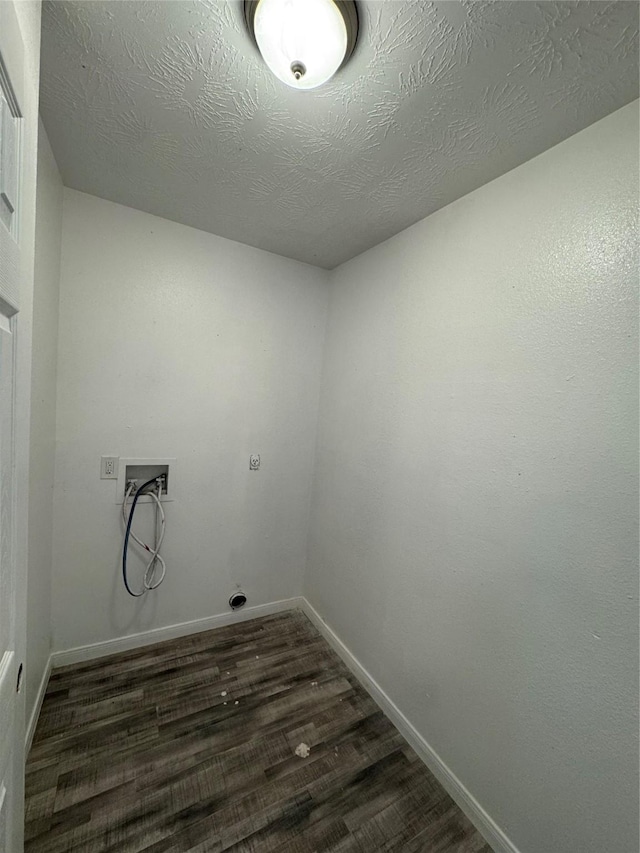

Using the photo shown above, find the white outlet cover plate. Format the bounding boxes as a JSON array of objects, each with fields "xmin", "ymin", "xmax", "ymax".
[
  {"xmin": 115, "ymin": 457, "xmax": 177, "ymax": 504},
  {"xmin": 100, "ymin": 455, "xmax": 119, "ymax": 479}
]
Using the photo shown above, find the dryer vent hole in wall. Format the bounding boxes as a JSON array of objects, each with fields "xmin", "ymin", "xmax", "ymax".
[{"xmin": 229, "ymin": 591, "xmax": 247, "ymax": 610}]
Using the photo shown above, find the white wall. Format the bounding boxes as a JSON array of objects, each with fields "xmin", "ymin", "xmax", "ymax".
[
  {"xmin": 52, "ymin": 190, "xmax": 328, "ymax": 651},
  {"xmin": 26, "ymin": 121, "xmax": 62, "ymax": 728},
  {"xmin": 306, "ymin": 101, "xmax": 639, "ymax": 853}
]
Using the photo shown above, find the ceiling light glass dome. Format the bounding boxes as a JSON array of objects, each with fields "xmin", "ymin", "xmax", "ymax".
[{"xmin": 244, "ymin": 0, "xmax": 358, "ymax": 90}]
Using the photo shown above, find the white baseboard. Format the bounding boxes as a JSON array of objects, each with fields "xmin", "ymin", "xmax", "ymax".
[
  {"xmin": 299, "ymin": 597, "xmax": 521, "ymax": 853},
  {"xmin": 51, "ymin": 597, "xmax": 304, "ymax": 669},
  {"xmin": 25, "ymin": 653, "xmax": 52, "ymax": 754}
]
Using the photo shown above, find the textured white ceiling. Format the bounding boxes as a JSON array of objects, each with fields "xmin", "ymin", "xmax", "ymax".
[{"xmin": 40, "ymin": 0, "xmax": 639, "ymax": 269}]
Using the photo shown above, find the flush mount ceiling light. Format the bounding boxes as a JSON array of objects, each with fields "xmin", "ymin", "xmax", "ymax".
[{"xmin": 244, "ymin": 0, "xmax": 358, "ymax": 90}]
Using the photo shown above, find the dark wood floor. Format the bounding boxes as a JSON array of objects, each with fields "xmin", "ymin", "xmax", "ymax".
[{"xmin": 25, "ymin": 610, "xmax": 492, "ymax": 853}]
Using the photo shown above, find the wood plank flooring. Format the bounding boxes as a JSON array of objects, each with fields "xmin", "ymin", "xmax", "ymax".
[{"xmin": 25, "ymin": 610, "xmax": 493, "ymax": 853}]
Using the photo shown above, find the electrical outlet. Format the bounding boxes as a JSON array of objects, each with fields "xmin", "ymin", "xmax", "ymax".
[
  {"xmin": 249, "ymin": 454, "xmax": 260, "ymax": 470},
  {"xmin": 100, "ymin": 456, "xmax": 119, "ymax": 479}
]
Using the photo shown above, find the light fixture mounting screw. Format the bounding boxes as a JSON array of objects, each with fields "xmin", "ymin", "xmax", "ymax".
[{"xmin": 290, "ymin": 61, "xmax": 306, "ymax": 81}]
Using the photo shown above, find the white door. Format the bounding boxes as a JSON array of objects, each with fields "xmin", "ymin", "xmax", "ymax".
[
  {"xmin": 0, "ymin": 316, "xmax": 18, "ymax": 853},
  {"xmin": 0, "ymin": 2, "xmax": 27, "ymax": 850}
]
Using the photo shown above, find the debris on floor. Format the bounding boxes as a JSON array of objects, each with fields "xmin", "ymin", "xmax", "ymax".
[{"xmin": 295, "ymin": 742, "xmax": 311, "ymax": 758}]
